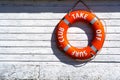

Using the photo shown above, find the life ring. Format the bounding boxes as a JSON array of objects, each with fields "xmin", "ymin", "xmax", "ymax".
[{"xmin": 56, "ymin": 10, "xmax": 105, "ymax": 60}]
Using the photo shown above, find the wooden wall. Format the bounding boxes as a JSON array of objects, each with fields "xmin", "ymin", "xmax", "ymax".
[{"xmin": 0, "ymin": 0, "xmax": 120, "ymax": 80}]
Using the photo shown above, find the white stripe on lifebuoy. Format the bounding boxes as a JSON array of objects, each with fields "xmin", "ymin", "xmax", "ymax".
[
  {"xmin": 64, "ymin": 44, "xmax": 71, "ymax": 52},
  {"xmin": 90, "ymin": 17, "xmax": 98, "ymax": 24}
]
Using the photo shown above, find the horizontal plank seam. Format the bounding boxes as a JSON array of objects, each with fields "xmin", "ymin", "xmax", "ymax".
[
  {"xmin": 0, "ymin": 18, "xmax": 119, "ymax": 20},
  {"xmin": 0, "ymin": 25, "xmax": 119, "ymax": 27},
  {"xmin": 0, "ymin": 40, "xmax": 119, "ymax": 41},
  {"xmin": 0, "ymin": 46, "xmax": 119, "ymax": 48},
  {"xmin": 0, "ymin": 32, "xmax": 120, "ymax": 34},
  {"xmin": 0, "ymin": 60, "xmax": 120, "ymax": 63},
  {"xmin": 0, "ymin": 53, "xmax": 119, "ymax": 55}
]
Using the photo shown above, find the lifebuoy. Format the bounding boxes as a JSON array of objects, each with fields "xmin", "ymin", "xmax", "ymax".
[{"xmin": 56, "ymin": 10, "xmax": 105, "ymax": 60}]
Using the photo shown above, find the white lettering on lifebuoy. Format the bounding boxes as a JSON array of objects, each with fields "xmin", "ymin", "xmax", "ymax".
[
  {"xmin": 58, "ymin": 27, "xmax": 64, "ymax": 42},
  {"xmin": 72, "ymin": 50, "xmax": 87, "ymax": 57},
  {"xmin": 72, "ymin": 12, "xmax": 88, "ymax": 20},
  {"xmin": 96, "ymin": 29, "xmax": 102, "ymax": 41}
]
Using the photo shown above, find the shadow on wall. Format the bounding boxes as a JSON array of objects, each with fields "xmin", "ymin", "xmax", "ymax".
[
  {"xmin": 51, "ymin": 21, "xmax": 94, "ymax": 66},
  {"xmin": 0, "ymin": 0, "xmax": 120, "ymax": 13}
]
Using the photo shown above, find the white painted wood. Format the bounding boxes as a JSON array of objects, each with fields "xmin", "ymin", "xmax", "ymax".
[
  {"xmin": 0, "ymin": 47, "xmax": 120, "ymax": 55},
  {"xmin": 0, "ymin": 26, "xmax": 120, "ymax": 34},
  {"xmin": 0, "ymin": 55, "xmax": 120, "ymax": 62},
  {"xmin": 0, "ymin": 40, "xmax": 120, "ymax": 47},
  {"xmin": 0, "ymin": 13, "xmax": 120, "ymax": 19},
  {"xmin": 0, "ymin": 63, "xmax": 40, "ymax": 79},
  {"xmin": 0, "ymin": 62, "xmax": 120, "ymax": 80},
  {"xmin": 0, "ymin": 0, "xmax": 120, "ymax": 79},
  {"xmin": 0, "ymin": 34, "xmax": 119, "ymax": 41},
  {"xmin": 0, "ymin": 20, "xmax": 119, "ymax": 26}
]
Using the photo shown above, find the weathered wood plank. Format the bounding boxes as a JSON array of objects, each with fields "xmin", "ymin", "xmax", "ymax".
[
  {"xmin": 0, "ymin": 47, "xmax": 119, "ymax": 55},
  {"xmin": 0, "ymin": 34, "xmax": 119, "ymax": 41},
  {"xmin": 0, "ymin": 55, "xmax": 120, "ymax": 62},
  {"xmin": 0, "ymin": 20, "xmax": 119, "ymax": 26},
  {"xmin": 0, "ymin": 26, "xmax": 119, "ymax": 34},
  {"xmin": 0, "ymin": 0, "xmax": 120, "ymax": 79},
  {"xmin": 0, "ymin": 13, "xmax": 120, "ymax": 19},
  {"xmin": 0, "ymin": 40, "xmax": 120, "ymax": 48},
  {"xmin": 0, "ymin": 62, "xmax": 120, "ymax": 80},
  {"xmin": 0, "ymin": 20, "xmax": 58, "ymax": 27},
  {"xmin": 37, "ymin": 63, "xmax": 120, "ymax": 80},
  {"xmin": 0, "ymin": 63, "xmax": 40, "ymax": 79}
]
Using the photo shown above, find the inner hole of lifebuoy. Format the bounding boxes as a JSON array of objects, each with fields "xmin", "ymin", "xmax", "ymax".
[{"xmin": 67, "ymin": 21, "xmax": 94, "ymax": 48}]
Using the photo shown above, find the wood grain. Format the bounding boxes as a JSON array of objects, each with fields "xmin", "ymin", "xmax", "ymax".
[{"xmin": 0, "ymin": 0, "xmax": 120, "ymax": 79}]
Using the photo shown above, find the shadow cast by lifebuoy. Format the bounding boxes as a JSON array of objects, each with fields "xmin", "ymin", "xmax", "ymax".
[{"xmin": 51, "ymin": 21, "xmax": 94, "ymax": 67}]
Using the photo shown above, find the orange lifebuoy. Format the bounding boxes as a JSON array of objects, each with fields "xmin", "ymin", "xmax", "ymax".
[{"xmin": 56, "ymin": 10, "xmax": 105, "ymax": 60}]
